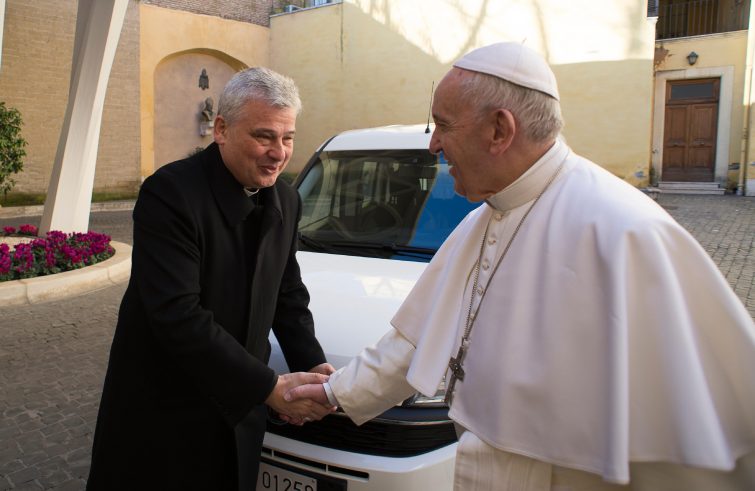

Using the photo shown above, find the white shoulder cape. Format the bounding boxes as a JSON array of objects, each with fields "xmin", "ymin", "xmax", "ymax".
[{"xmin": 392, "ymin": 150, "xmax": 755, "ymax": 484}]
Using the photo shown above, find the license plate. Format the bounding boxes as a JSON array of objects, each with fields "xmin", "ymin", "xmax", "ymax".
[{"xmin": 256, "ymin": 461, "xmax": 318, "ymax": 491}]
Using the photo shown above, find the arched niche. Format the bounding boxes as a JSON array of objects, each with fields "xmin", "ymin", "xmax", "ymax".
[{"xmin": 153, "ymin": 49, "xmax": 246, "ymax": 168}]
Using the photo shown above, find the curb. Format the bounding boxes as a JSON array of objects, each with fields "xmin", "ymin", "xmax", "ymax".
[
  {"xmin": 0, "ymin": 200, "xmax": 135, "ymax": 219},
  {"xmin": 0, "ymin": 241, "xmax": 131, "ymax": 307}
]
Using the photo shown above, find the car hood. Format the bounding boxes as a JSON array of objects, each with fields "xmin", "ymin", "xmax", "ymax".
[{"xmin": 268, "ymin": 251, "xmax": 427, "ymax": 373}]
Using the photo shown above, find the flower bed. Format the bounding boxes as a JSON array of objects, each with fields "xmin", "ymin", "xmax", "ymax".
[{"xmin": 1, "ymin": 224, "xmax": 115, "ymax": 282}]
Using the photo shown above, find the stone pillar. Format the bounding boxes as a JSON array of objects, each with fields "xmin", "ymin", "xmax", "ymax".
[{"xmin": 40, "ymin": 0, "xmax": 128, "ymax": 233}]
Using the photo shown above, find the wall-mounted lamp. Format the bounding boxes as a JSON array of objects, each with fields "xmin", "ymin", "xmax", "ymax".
[
  {"xmin": 686, "ymin": 51, "xmax": 699, "ymax": 66},
  {"xmin": 199, "ymin": 68, "xmax": 209, "ymax": 90}
]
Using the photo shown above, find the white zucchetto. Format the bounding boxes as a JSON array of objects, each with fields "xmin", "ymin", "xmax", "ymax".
[{"xmin": 453, "ymin": 42, "xmax": 560, "ymax": 100}]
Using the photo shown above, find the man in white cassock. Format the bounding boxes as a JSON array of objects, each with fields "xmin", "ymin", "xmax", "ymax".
[{"xmin": 285, "ymin": 42, "xmax": 755, "ymax": 490}]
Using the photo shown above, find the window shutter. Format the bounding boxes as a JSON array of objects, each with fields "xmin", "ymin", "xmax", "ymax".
[{"xmin": 647, "ymin": 0, "xmax": 659, "ymax": 17}]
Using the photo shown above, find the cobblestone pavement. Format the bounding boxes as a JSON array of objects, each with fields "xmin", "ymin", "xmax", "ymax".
[
  {"xmin": 0, "ymin": 211, "xmax": 131, "ymax": 491},
  {"xmin": 0, "ymin": 210, "xmax": 134, "ymax": 245},
  {"xmin": 0, "ymin": 195, "xmax": 753, "ymax": 490},
  {"xmin": 661, "ymin": 194, "xmax": 754, "ymax": 314},
  {"xmin": 0, "ymin": 284, "xmax": 126, "ymax": 491}
]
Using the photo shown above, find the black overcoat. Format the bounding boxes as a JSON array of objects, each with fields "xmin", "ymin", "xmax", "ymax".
[{"xmin": 87, "ymin": 144, "xmax": 326, "ymax": 490}]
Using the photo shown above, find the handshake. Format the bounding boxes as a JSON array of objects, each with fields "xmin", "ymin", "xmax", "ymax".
[{"xmin": 264, "ymin": 363, "xmax": 337, "ymax": 426}]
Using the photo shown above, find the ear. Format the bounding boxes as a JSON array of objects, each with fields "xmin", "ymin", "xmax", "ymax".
[
  {"xmin": 489, "ymin": 109, "xmax": 515, "ymax": 155},
  {"xmin": 213, "ymin": 115, "xmax": 227, "ymax": 144}
]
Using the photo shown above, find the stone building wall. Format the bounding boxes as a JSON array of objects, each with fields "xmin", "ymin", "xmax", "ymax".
[
  {"xmin": 0, "ymin": 0, "xmax": 141, "ymax": 194},
  {"xmin": 0, "ymin": 0, "xmax": 305, "ymax": 195},
  {"xmin": 141, "ymin": 0, "xmax": 305, "ymax": 26}
]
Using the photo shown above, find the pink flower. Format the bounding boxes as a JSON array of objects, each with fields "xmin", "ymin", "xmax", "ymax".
[
  {"xmin": 3, "ymin": 226, "xmax": 16, "ymax": 236},
  {"xmin": 46, "ymin": 230, "xmax": 67, "ymax": 242},
  {"xmin": 0, "ymin": 228, "xmax": 114, "ymax": 282},
  {"xmin": 0, "ymin": 245, "xmax": 11, "ymax": 275},
  {"xmin": 19, "ymin": 224, "xmax": 38, "ymax": 236}
]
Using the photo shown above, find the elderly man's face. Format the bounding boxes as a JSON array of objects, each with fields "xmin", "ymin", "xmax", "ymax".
[
  {"xmin": 214, "ymin": 99, "xmax": 296, "ymax": 189},
  {"xmin": 429, "ymin": 69, "xmax": 497, "ymax": 202}
]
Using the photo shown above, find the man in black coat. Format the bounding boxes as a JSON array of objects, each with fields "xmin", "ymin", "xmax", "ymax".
[{"xmin": 87, "ymin": 67, "xmax": 334, "ymax": 490}]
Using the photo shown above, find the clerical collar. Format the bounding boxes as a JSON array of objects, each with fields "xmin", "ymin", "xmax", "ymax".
[
  {"xmin": 485, "ymin": 138, "xmax": 569, "ymax": 212},
  {"xmin": 244, "ymin": 187, "xmax": 260, "ymax": 197}
]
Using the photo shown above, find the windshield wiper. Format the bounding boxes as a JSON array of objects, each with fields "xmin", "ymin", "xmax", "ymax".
[
  {"xmin": 329, "ymin": 241, "xmax": 436, "ymax": 258},
  {"xmin": 298, "ymin": 233, "xmax": 339, "ymax": 253}
]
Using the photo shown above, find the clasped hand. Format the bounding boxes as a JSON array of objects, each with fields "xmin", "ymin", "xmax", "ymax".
[{"xmin": 265, "ymin": 364, "xmax": 336, "ymax": 425}]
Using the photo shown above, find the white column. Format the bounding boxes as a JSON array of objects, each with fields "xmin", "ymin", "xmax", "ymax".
[{"xmin": 40, "ymin": 0, "xmax": 128, "ymax": 234}]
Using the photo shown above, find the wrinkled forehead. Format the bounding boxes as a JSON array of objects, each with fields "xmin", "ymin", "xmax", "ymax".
[
  {"xmin": 240, "ymin": 99, "xmax": 297, "ymax": 119},
  {"xmin": 433, "ymin": 68, "xmax": 475, "ymax": 113},
  {"xmin": 438, "ymin": 67, "xmax": 467, "ymax": 91},
  {"xmin": 434, "ymin": 68, "xmax": 465, "ymax": 99}
]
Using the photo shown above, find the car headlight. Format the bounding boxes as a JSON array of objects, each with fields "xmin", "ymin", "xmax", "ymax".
[{"xmin": 401, "ymin": 376, "xmax": 448, "ymax": 408}]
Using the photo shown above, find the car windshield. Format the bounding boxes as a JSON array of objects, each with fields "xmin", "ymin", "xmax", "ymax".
[{"xmin": 296, "ymin": 149, "xmax": 478, "ymax": 262}]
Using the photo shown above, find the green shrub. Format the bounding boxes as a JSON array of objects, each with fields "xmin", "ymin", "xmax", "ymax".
[
  {"xmin": 92, "ymin": 190, "xmax": 138, "ymax": 202},
  {"xmin": 0, "ymin": 189, "xmax": 139, "ymax": 208},
  {"xmin": 0, "ymin": 192, "xmax": 45, "ymax": 207},
  {"xmin": 187, "ymin": 146, "xmax": 205, "ymax": 158},
  {"xmin": 0, "ymin": 102, "xmax": 28, "ymax": 196}
]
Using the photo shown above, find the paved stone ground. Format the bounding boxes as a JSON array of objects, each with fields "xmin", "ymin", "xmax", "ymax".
[
  {"xmin": 0, "ymin": 211, "xmax": 132, "ymax": 491},
  {"xmin": 0, "ymin": 284, "xmax": 126, "ymax": 491},
  {"xmin": 0, "ymin": 210, "xmax": 134, "ymax": 245},
  {"xmin": 662, "ymin": 195, "xmax": 754, "ymax": 313},
  {"xmin": 0, "ymin": 195, "xmax": 752, "ymax": 490}
]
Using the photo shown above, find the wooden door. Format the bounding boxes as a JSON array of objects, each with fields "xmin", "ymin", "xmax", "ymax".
[{"xmin": 662, "ymin": 78, "xmax": 719, "ymax": 182}]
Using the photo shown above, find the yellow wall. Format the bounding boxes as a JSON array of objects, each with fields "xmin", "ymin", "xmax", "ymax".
[
  {"xmin": 655, "ymin": 31, "xmax": 749, "ymax": 189},
  {"xmin": 140, "ymin": 4, "xmax": 270, "ymax": 177},
  {"xmin": 270, "ymin": 4, "xmax": 348, "ymax": 172},
  {"xmin": 270, "ymin": 0, "xmax": 657, "ymax": 182}
]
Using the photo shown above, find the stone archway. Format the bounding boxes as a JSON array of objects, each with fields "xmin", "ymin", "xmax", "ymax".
[{"xmin": 153, "ymin": 50, "xmax": 246, "ymax": 168}]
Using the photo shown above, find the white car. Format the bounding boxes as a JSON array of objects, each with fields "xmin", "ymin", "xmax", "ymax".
[{"xmin": 259, "ymin": 125, "xmax": 477, "ymax": 491}]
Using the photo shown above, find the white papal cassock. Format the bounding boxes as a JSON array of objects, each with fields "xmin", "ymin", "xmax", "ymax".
[{"xmin": 327, "ymin": 139, "xmax": 755, "ymax": 490}]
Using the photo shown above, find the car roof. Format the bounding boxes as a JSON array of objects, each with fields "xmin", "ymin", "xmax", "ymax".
[{"xmin": 322, "ymin": 124, "xmax": 433, "ymax": 151}]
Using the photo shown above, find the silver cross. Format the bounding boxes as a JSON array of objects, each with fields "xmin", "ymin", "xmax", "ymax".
[{"xmin": 444, "ymin": 340, "xmax": 468, "ymax": 405}]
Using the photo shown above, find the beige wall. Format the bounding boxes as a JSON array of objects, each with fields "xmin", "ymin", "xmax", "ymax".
[
  {"xmin": 140, "ymin": 4, "xmax": 270, "ymax": 177},
  {"xmin": 270, "ymin": 0, "xmax": 657, "ymax": 183},
  {"xmin": 654, "ymin": 31, "xmax": 748, "ymax": 189},
  {"xmin": 0, "ymin": 0, "xmax": 140, "ymax": 194}
]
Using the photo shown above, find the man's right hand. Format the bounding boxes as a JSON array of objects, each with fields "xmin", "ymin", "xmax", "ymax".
[
  {"xmin": 265, "ymin": 372, "xmax": 334, "ymax": 425},
  {"xmin": 284, "ymin": 383, "xmax": 329, "ymax": 406}
]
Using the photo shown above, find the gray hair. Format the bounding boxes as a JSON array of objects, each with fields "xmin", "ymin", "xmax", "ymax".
[
  {"xmin": 459, "ymin": 71, "xmax": 563, "ymax": 143},
  {"xmin": 217, "ymin": 67, "xmax": 302, "ymax": 125}
]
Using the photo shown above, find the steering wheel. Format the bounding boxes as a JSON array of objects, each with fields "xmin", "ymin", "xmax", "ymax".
[
  {"xmin": 359, "ymin": 202, "xmax": 403, "ymax": 234},
  {"xmin": 325, "ymin": 215, "xmax": 355, "ymax": 240}
]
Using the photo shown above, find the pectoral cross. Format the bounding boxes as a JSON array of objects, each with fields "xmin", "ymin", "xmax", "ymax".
[{"xmin": 444, "ymin": 339, "xmax": 468, "ymax": 405}]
